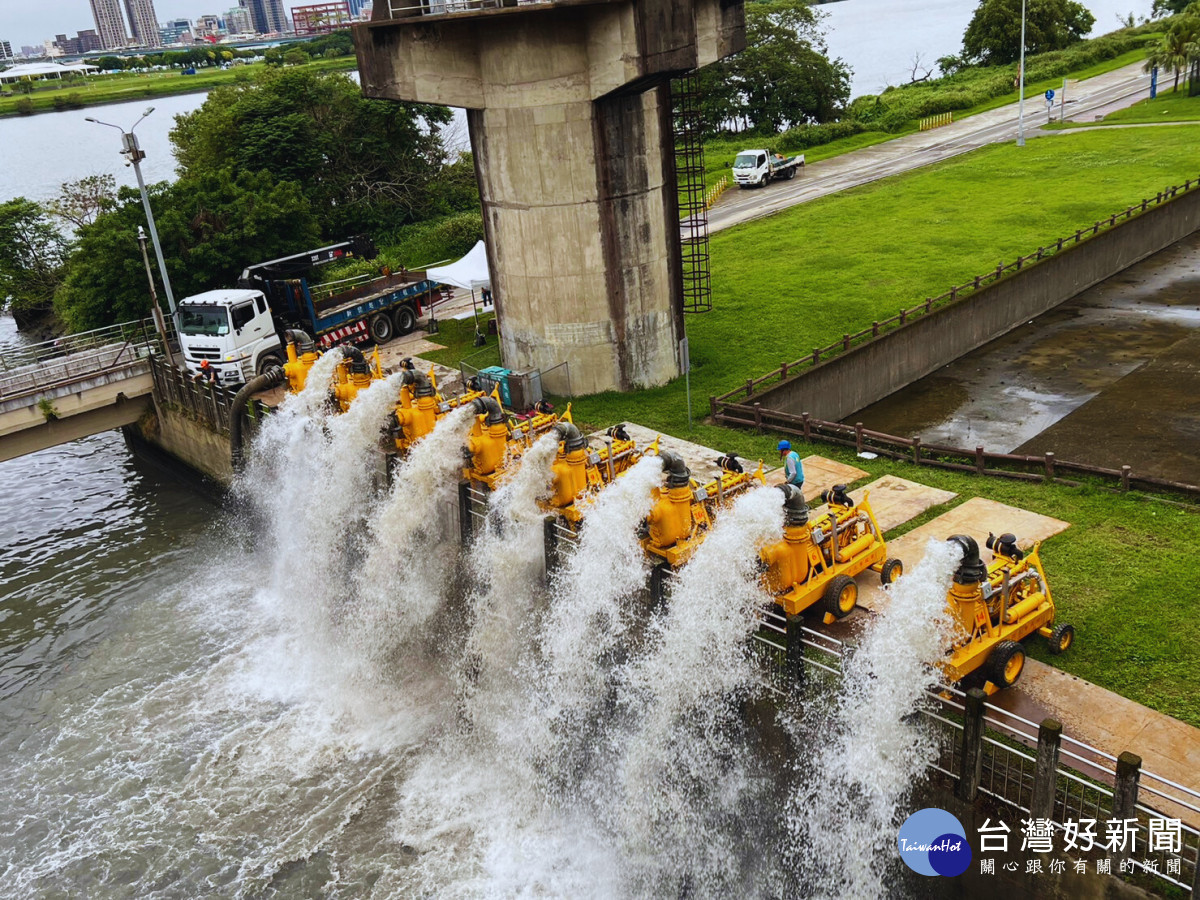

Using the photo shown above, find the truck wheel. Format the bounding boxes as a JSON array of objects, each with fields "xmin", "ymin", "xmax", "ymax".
[
  {"xmin": 1047, "ymin": 623, "xmax": 1075, "ymax": 655},
  {"xmin": 256, "ymin": 351, "xmax": 283, "ymax": 376},
  {"xmin": 880, "ymin": 558, "xmax": 903, "ymax": 585},
  {"xmin": 821, "ymin": 574, "xmax": 857, "ymax": 619},
  {"xmin": 392, "ymin": 305, "xmax": 417, "ymax": 336},
  {"xmin": 786, "ymin": 167, "xmax": 797, "ymax": 180},
  {"xmin": 985, "ymin": 640, "xmax": 1025, "ymax": 689},
  {"xmin": 369, "ymin": 312, "xmax": 393, "ymax": 344}
]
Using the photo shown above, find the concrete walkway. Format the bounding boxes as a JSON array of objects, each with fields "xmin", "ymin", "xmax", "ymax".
[{"xmin": 707, "ymin": 62, "xmax": 1153, "ymax": 234}]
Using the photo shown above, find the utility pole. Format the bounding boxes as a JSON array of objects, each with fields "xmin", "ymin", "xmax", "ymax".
[
  {"xmin": 86, "ymin": 108, "xmax": 176, "ymax": 314},
  {"xmin": 137, "ymin": 226, "xmax": 176, "ymax": 368},
  {"xmin": 1017, "ymin": 0, "xmax": 1027, "ymax": 147}
]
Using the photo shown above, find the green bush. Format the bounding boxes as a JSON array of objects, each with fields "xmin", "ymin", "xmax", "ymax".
[
  {"xmin": 15, "ymin": 98, "xmax": 34, "ymax": 115},
  {"xmin": 50, "ymin": 93, "xmax": 84, "ymax": 111},
  {"xmin": 315, "ymin": 211, "xmax": 486, "ymax": 285}
]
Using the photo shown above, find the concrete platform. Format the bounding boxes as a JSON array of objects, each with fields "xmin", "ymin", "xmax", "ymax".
[
  {"xmin": 605, "ymin": 422, "xmax": 770, "ymax": 484},
  {"xmin": 846, "ymin": 475, "xmax": 957, "ymax": 533},
  {"xmin": 857, "ymin": 497, "xmax": 1070, "ymax": 613}
]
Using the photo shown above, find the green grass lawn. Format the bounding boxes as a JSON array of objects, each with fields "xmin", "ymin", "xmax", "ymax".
[
  {"xmin": 417, "ymin": 126, "xmax": 1200, "ymax": 724},
  {"xmin": 0, "ymin": 57, "xmax": 357, "ymax": 117},
  {"xmin": 1089, "ymin": 85, "xmax": 1200, "ymax": 125}
]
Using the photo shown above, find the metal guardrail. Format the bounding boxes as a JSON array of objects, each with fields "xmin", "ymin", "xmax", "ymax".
[
  {"xmin": 148, "ymin": 355, "xmax": 270, "ymax": 436},
  {"xmin": 386, "ymin": 0, "xmax": 551, "ymax": 17},
  {"xmin": 0, "ymin": 319, "xmax": 164, "ymax": 401}
]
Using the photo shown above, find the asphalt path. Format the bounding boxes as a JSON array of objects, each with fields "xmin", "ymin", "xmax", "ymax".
[{"xmin": 706, "ymin": 62, "xmax": 1155, "ymax": 234}]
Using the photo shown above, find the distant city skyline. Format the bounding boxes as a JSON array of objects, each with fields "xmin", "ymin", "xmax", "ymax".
[{"xmin": 1, "ymin": 0, "xmax": 314, "ymax": 49}]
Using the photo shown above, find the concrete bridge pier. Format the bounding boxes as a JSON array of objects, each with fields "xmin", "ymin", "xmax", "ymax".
[{"xmin": 355, "ymin": 0, "xmax": 744, "ymax": 394}]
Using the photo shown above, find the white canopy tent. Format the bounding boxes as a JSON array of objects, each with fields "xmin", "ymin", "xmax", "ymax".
[
  {"xmin": 426, "ymin": 240, "xmax": 492, "ymax": 291},
  {"xmin": 0, "ymin": 62, "xmax": 99, "ymax": 83},
  {"xmin": 426, "ymin": 241, "xmax": 493, "ymax": 336}
]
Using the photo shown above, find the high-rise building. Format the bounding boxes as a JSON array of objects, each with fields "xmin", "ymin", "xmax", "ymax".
[
  {"xmin": 194, "ymin": 14, "xmax": 223, "ymax": 38},
  {"xmin": 77, "ymin": 29, "xmax": 103, "ymax": 52},
  {"xmin": 346, "ymin": 0, "xmax": 367, "ymax": 17},
  {"xmin": 224, "ymin": 5, "xmax": 253, "ymax": 34},
  {"xmin": 125, "ymin": 0, "xmax": 163, "ymax": 47},
  {"xmin": 159, "ymin": 18, "xmax": 193, "ymax": 44},
  {"xmin": 89, "ymin": 0, "xmax": 130, "ymax": 49},
  {"xmin": 0, "ymin": 40, "xmax": 13, "ymax": 62},
  {"xmin": 247, "ymin": 0, "xmax": 289, "ymax": 34},
  {"xmin": 21, "ymin": 45, "xmax": 42, "ymax": 58}
]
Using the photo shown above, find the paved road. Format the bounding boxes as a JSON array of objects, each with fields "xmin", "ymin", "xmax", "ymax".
[{"xmin": 707, "ymin": 62, "xmax": 1154, "ymax": 234}]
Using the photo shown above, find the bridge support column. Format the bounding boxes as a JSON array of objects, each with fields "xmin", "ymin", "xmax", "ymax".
[{"xmin": 355, "ymin": 0, "xmax": 744, "ymax": 394}]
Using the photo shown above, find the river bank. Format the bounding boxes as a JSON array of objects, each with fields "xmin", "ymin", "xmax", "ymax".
[{"xmin": 0, "ymin": 55, "xmax": 357, "ymax": 119}]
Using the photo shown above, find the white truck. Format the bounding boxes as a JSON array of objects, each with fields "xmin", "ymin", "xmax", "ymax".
[
  {"xmin": 176, "ymin": 237, "xmax": 439, "ymax": 386},
  {"xmin": 731, "ymin": 149, "xmax": 805, "ymax": 188}
]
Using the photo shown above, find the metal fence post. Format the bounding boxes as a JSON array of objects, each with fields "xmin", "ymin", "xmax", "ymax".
[
  {"xmin": 785, "ymin": 615, "xmax": 805, "ymax": 691},
  {"xmin": 458, "ymin": 482, "xmax": 474, "ymax": 546},
  {"xmin": 1044, "ymin": 452, "xmax": 1055, "ymax": 481},
  {"xmin": 855, "ymin": 422, "xmax": 864, "ymax": 454},
  {"xmin": 542, "ymin": 515, "xmax": 559, "ymax": 585},
  {"xmin": 1031, "ymin": 718, "xmax": 1062, "ymax": 820},
  {"xmin": 957, "ymin": 687, "xmax": 987, "ymax": 801},
  {"xmin": 975, "ymin": 446, "xmax": 985, "ymax": 474},
  {"xmin": 1113, "ymin": 751, "xmax": 1142, "ymax": 820},
  {"xmin": 754, "ymin": 402, "xmax": 763, "ymax": 433}
]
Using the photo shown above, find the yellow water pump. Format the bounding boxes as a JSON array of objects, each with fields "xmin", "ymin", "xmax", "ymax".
[
  {"xmin": 759, "ymin": 483, "xmax": 901, "ymax": 623},
  {"xmin": 941, "ymin": 533, "xmax": 1073, "ymax": 693}
]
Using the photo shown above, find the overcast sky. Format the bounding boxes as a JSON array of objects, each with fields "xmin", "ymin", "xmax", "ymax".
[{"xmin": 2, "ymin": 0, "xmax": 243, "ymax": 49}]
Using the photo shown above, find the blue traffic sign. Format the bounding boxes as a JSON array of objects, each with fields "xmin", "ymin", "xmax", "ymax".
[{"xmin": 1045, "ymin": 89, "xmax": 1055, "ymax": 100}]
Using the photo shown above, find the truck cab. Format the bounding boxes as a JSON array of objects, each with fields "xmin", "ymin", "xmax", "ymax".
[{"xmin": 177, "ymin": 288, "xmax": 283, "ymax": 386}]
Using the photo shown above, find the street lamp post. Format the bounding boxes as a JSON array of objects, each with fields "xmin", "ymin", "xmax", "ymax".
[
  {"xmin": 137, "ymin": 225, "xmax": 176, "ymax": 367},
  {"xmin": 85, "ymin": 108, "xmax": 176, "ymax": 314},
  {"xmin": 1017, "ymin": 0, "xmax": 1028, "ymax": 147}
]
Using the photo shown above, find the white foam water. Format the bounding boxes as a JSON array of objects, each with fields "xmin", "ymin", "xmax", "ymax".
[
  {"xmin": 785, "ymin": 537, "xmax": 961, "ymax": 899},
  {"xmin": 1, "ymin": 382, "xmax": 967, "ymax": 899}
]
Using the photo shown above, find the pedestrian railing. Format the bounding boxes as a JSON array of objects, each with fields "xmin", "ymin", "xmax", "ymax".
[
  {"xmin": 751, "ymin": 621, "xmax": 1200, "ymax": 895},
  {"xmin": 0, "ymin": 319, "xmax": 164, "ymax": 401},
  {"xmin": 148, "ymin": 356, "xmax": 269, "ymax": 435}
]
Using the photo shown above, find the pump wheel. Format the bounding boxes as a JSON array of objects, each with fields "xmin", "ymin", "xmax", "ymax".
[
  {"xmin": 821, "ymin": 574, "xmax": 857, "ymax": 619},
  {"xmin": 369, "ymin": 313, "xmax": 394, "ymax": 344},
  {"xmin": 880, "ymin": 558, "xmax": 903, "ymax": 585},
  {"xmin": 1047, "ymin": 623, "xmax": 1075, "ymax": 656},
  {"xmin": 256, "ymin": 352, "xmax": 283, "ymax": 376},
  {"xmin": 985, "ymin": 640, "xmax": 1026, "ymax": 689},
  {"xmin": 392, "ymin": 305, "xmax": 417, "ymax": 336}
]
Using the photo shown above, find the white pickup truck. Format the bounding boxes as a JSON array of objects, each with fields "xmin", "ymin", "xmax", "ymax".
[{"xmin": 732, "ymin": 149, "xmax": 805, "ymax": 188}]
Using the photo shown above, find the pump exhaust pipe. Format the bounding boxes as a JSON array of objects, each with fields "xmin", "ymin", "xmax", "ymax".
[
  {"xmin": 400, "ymin": 367, "xmax": 436, "ymax": 398},
  {"xmin": 284, "ymin": 328, "xmax": 315, "ymax": 355},
  {"xmin": 230, "ymin": 366, "xmax": 286, "ymax": 471},
  {"xmin": 470, "ymin": 395, "xmax": 505, "ymax": 425},
  {"xmin": 338, "ymin": 343, "xmax": 369, "ymax": 374},
  {"xmin": 778, "ymin": 482, "xmax": 810, "ymax": 526},
  {"xmin": 658, "ymin": 450, "xmax": 691, "ymax": 487},
  {"xmin": 553, "ymin": 421, "xmax": 586, "ymax": 452},
  {"xmin": 947, "ymin": 534, "xmax": 988, "ymax": 584}
]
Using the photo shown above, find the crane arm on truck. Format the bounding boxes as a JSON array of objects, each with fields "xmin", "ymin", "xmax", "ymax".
[{"xmin": 237, "ymin": 236, "xmax": 378, "ymax": 287}]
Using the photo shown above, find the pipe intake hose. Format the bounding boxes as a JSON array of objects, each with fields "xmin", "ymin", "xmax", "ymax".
[{"xmin": 231, "ymin": 365, "xmax": 286, "ymax": 470}]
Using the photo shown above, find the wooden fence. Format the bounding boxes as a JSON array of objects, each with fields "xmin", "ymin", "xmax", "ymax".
[
  {"xmin": 713, "ymin": 400, "xmax": 1200, "ymax": 501},
  {"xmin": 714, "ymin": 176, "xmax": 1200, "ymax": 409}
]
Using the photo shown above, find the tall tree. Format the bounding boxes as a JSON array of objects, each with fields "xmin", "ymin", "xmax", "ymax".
[
  {"xmin": 0, "ymin": 198, "xmax": 66, "ymax": 314},
  {"xmin": 1145, "ymin": 14, "xmax": 1200, "ymax": 90},
  {"xmin": 55, "ymin": 170, "xmax": 319, "ymax": 331},
  {"xmin": 47, "ymin": 175, "xmax": 117, "ymax": 230},
  {"xmin": 962, "ymin": 0, "xmax": 1095, "ymax": 65},
  {"xmin": 170, "ymin": 68, "xmax": 455, "ymax": 237},
  {"xmin": 699, "ymin": 0, "xmax": 851, "ymax": 134}
]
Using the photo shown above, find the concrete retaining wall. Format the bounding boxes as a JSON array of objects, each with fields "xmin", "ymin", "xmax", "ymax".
[
  {"xmin": 132, "ymin": 403, "xmax": 233, "ymax": 487},
  {"xmin": 746, "ymin": 187, "xmax": 1200, "ymax": 422}
]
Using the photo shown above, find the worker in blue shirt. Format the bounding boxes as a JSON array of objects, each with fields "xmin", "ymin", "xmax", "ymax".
[{"xmin": 778, "ymin": 440, "xmax": 804, "ymax": 489}]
